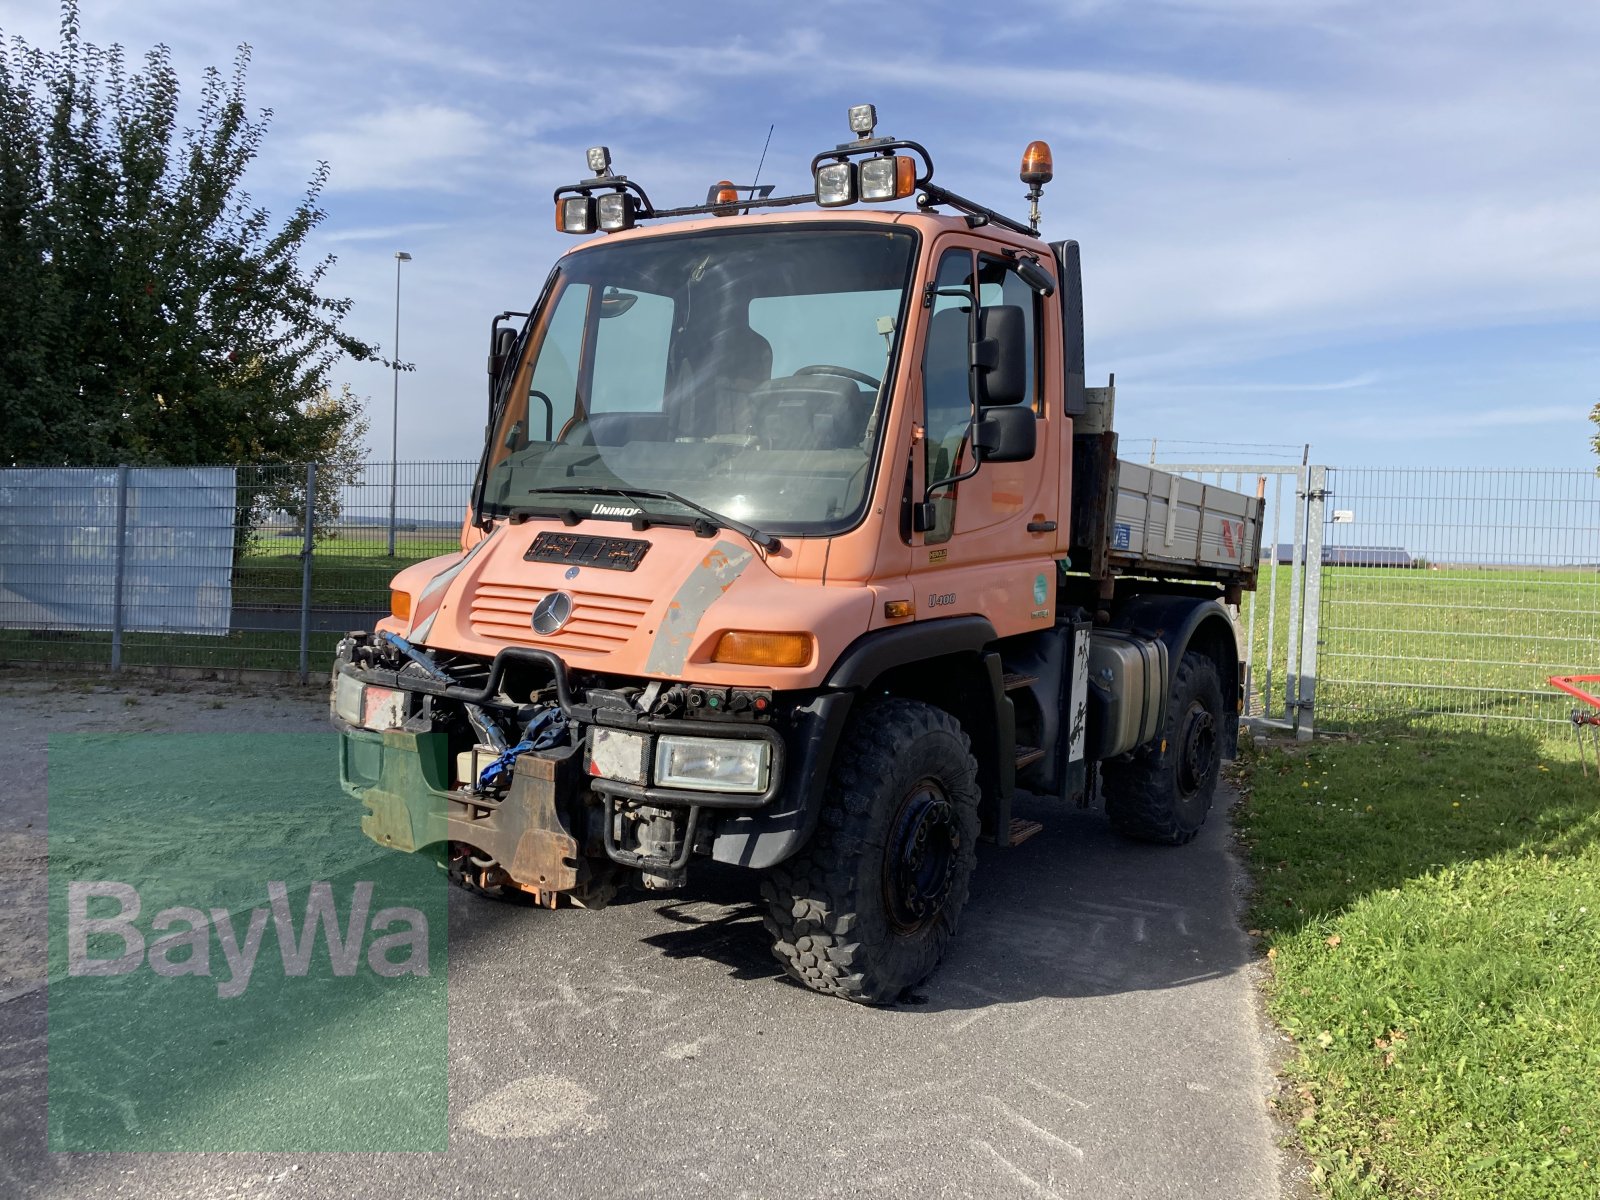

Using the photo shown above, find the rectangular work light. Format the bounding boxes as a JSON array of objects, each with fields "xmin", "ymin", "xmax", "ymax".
[
  {"xmin": 859, "ymin": 154, "xmax": 915, "ymax": 201},
  {"xmin": 557, "ymin": 195, "xmax": 595, "ymax": 234},
  {"xmin": 814, "ymin": 161, "xmax": 856, "ymax": 207},
  {"xmin": 596, "ymin": 192, "xmax": 636, "ymax": 232}
]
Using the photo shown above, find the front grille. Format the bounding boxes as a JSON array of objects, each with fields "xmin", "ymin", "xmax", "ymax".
[{"xmin": 468, "ymin": 582, "xmax": 651, "ymax": 654}]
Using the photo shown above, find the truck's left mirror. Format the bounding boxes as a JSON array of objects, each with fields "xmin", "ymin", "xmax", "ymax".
[
  {"xmin": 974, "ymin": 305, "xmax": 1027, "ymax": 406},
  {"xmin": 973, "ymin": 404, "xmax": 1036, "ymax": 463},
  {"xmin": 488, "ymin": 325, "xmax": 518, "ymax": 378}
]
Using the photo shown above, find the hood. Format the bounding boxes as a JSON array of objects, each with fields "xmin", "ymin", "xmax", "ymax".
[{"xmin": 393, "ymin": 521, "xmax": 874, "ymax": 689}]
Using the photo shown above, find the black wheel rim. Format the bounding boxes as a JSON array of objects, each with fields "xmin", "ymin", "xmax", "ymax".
[
  {"xmin": 1176, "ymin": 702, "xmax": 1217, "ymax": 798},
  {"xmin": 883, "ymin": 778, "xmax": 960, "ymax": 935}
]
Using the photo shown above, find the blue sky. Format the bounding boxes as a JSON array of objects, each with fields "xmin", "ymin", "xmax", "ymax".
[{"xmin": 4, "ymin": 0, "xmax": 1596, "ymax": 469}]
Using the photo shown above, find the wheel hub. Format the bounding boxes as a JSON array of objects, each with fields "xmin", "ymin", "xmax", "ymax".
[
  {"xmin": 884, "ymin": 779, "xmax": 960, "ymax": 934},
  {"xmin": 1176, "ymin": 703, "xmax": 1217, "ymax": 797}
]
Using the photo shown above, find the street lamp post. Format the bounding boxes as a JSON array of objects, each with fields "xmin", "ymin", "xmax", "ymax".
[{"xmin": 387, "ymin": 251, "xmax": 412, "ymax": 557}]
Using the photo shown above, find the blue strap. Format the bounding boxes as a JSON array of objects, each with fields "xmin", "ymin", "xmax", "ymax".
[{"xmin": 476, "ymin": 706, "xmax": 568, "ymax": 791}]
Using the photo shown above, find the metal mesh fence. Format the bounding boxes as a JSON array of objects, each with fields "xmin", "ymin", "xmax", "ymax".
[
  {"xmin": 4, "ymin": 458, "xmax": 1598, "ymax": 730},
  {"xmin": 0, "ymin": 461, "xmax": 475, "ymax": 679},
  {"xmin": 1317, "ymin": 467, "xmax": 1600, "ymax": 726}
]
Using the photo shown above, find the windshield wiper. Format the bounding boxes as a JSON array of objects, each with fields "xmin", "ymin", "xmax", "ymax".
[{"xmin": 526, "ymin": 486, "xmax": 782, "ymax": 552}]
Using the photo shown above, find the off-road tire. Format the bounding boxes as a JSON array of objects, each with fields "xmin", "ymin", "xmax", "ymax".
[
  {"xmin": 1103, "ymin": 651, "xmax": 1224, "ymax": 845},
  {"xmin": 760, "ymin": 699, "xmax": 980, "ymax": 1004}
]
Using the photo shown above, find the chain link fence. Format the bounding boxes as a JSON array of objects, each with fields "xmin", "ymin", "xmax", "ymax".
[
  {"xmin": 1316, "ymin": 467, "xmax": 1600, "ymax": 726},
  {"xmin": 0, "ymin": 461, "xmax": 475, "ymax": 680}
]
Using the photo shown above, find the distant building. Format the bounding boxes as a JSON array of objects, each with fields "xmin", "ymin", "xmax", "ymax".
[{"xmin": 1264, "ymin": 544, "xmax": 1416, "ymax": 568}]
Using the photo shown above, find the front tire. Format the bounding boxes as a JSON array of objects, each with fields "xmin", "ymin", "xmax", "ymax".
[
  {"xmin": 760, "ymin": 699, "xmax": 980, "ymax": 1004},
  {"xmin": 1103, "ymin": 651, "xmax": 1224, "ymax": 844}
]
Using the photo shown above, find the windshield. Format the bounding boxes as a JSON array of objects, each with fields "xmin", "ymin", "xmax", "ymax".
[{"xmin": 477, "ymin": 225, "xmax": 918, "ymax": 535}]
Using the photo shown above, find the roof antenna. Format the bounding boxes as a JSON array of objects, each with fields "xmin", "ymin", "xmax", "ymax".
[{"xmin": 746, "ymin": 123, "xmax": 775, "ymax": 212}]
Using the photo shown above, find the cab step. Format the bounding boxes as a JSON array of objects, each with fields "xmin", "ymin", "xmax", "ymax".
[
  {"xmin": 1015, "ymin": 744, "xmax": 1046, "ymax": 770},
  {"xmin": 1001, "ymin": 671, "xmax": 1039, "ymax": 691},
  {"xmin": 1006, "ymin": 818, "xmax": 1045, "ymax": 846}
]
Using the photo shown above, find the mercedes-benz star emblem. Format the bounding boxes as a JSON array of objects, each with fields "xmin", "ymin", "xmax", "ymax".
[{"xmin": 531, "ymin": 590, "xmax": 574, "ymax": 635}]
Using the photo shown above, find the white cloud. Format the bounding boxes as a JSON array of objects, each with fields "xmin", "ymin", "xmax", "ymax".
[{"xmin": 298, "ymin": 104, "xmax": 493, "ymax": 192}]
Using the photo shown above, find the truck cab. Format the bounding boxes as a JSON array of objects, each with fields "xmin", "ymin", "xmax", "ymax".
[{"xmin": 331, "ymin": 108, "xmax": 1262, "ymax": 1003}]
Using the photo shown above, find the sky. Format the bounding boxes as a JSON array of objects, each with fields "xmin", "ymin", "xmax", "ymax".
[{"xmin": 3, "ymin": 0, "xmax": 1597, "ymax": 470}]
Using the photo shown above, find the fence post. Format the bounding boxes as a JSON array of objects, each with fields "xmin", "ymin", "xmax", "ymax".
[
  {"xmin": 1284, "ymin": 465, "xmax": 1308, "ymax": 720},
  {"xmin": 110, "ymin": 463, "xmax": 129, "ymax": 673},
  {"xmin": 1295, "ymin": 465, "xmax": 1327, "ymax": 740},
  {"xmin": 299, "ymin": 462, "xmax": 316, "ymax": 685}
]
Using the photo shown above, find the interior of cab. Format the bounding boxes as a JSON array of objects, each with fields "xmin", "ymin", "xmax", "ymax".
[{"xmin": 480, "ymin": 227, "xmax": 916, "ymax": 530}]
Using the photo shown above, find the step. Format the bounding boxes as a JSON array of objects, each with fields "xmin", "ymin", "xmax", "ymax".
[
  {"xmin": 1015, "ymin": 744, "xmax": 1046, "ymax": 770},
  {"xmin": 1001, "ymin": 671, "xmax": 1039, "ymax": 691},
  {"xmin": 1006, "ymin": 817, "xmax": 1045, "ymax": 846}
]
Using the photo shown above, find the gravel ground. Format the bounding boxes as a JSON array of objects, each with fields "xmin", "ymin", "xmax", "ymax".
[{"xmin": 0, "ymin": 673, "xmax": 1304, "ymax": 1199}]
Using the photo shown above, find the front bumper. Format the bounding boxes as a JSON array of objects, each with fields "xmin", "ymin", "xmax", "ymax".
[{"xmin": 332, "ymin": 641, "xmax": 850, "ymax": 878}]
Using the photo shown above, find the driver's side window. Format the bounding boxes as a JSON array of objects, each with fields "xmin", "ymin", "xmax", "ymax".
[{"xmin": 922, "ymin": 249, "xmax": 975, "ymax": 544}]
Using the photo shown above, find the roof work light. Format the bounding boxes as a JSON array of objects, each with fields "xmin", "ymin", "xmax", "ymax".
[{"xmin": 813, "ymin": 104, "xmax": 920, "ymax": 208}]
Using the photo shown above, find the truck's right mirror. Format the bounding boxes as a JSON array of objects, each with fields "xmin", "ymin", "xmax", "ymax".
[
  {"xmin": 974, "ymin": 305, "xmax": 1027, "ymax": 406},
  {"xmin": 973, "ymin": 404, "xmax": 1036, "ymax": 463}
]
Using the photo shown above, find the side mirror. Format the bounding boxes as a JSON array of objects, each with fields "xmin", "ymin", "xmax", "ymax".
[
  {"xmin": 974, "ymin": 305, "xmax": 1027, "ymax": 406},
  {"xmin": 973, "ymin": 404, "xmax": 1036, "ymax": 463},
  {"xmin": 487, "ymin": 325, "xmax": 518, "ymax": 379}
]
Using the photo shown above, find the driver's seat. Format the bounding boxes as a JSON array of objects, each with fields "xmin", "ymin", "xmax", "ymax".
[{"xmin": 751, "ymin": 374, "xmax": 865, "ymax": 450}]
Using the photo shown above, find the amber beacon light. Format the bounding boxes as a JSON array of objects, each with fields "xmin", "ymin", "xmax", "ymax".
[{"xmin": 1020, "ymin": 139, "xmax": 1053, "ymax": 232}]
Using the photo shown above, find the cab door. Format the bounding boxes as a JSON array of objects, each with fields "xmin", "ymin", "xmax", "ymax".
[{"xmin": 909, "ymin": 237, "xmax": 1060, "ymax": 639}]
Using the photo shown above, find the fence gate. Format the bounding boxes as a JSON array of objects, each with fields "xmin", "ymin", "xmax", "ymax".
[{"xmin": 1155, "ymin": 462, "xmax": 1327, "ymax": 737}]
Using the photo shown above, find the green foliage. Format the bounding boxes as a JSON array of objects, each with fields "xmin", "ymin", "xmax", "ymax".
[
  {"xmin": 1590, "ymin": 400, "xmax": 1598, "ymax": 467},
  {"xmin": 0, "ymin": 1, "xmax": 377, "ymax": 468},
  {"xmin": 1238, "ymin": 731, "xmax": 1600, "ymax": 1197}
]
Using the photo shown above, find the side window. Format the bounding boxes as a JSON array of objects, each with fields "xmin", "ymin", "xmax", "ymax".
[
  {"xmin": 589, "ymin": 287, "xmax": 675, "ymax": 413},
  {"xmin": 922, "ymin": 249, "xmax": 975, "ymax": 544},
  {"xmin": 524, "ymin": 282, "xmax": 589, "ymax": 442},
  {"xmin": 492, "ymin": 282, "xmax": 588, "ymax": 466},
  {"xmin": 977, "ymin": 255, "xmax": 1040, "ymax": 413}
]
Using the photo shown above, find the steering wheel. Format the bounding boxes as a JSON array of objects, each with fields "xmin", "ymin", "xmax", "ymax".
[{"xmin": 794, "ymin": 364, "xmax": 881, "ymax": 389}]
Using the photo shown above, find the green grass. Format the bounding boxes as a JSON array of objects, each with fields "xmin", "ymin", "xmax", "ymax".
[{"xmin": 1237, "ymin": 726, "xmax": 1600, "ymax": 1197}]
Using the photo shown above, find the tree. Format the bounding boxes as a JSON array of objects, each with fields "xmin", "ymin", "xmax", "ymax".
[
  {"xmin": 251, "ymin": 384, "xmax": 371, "ymax": 542},
  {"xmin": 1591, "ymin": 401, "xmax": 1599, "ymax": 468},
  {"xmin": 0, "ymin": 1, "xmax": 379, "ymax": 469}
]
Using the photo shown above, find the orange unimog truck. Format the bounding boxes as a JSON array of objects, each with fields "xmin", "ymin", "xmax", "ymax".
[{"xmin": 331, "ymin": 106, "xmax": 1263, "ymax": 1003}]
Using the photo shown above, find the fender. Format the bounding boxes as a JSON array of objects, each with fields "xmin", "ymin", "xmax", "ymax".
[
  {"xmin": 1108, "ymin": 593, "xmax": 1242, "ymax": 754},
  {"xmin": 831, "ymin": 616, "xmax": 1016, "ymax": 843},
  {"xmin": 825, "ymin": 614, "xmax": 998, "ymax": 687},
  {"xmin": 712, "ymin": 616, "xmax": 1016, "ymax": 867}
]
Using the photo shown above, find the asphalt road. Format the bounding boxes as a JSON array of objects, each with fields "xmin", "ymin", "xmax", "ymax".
[{"xmin": 0, "ymin": 678, "xmax": 1292, "ymax": 1199}]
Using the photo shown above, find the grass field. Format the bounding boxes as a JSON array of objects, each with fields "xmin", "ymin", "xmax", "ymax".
[
  {"xmin": 1238, "ymin": 564, "xmax": 1600, "ymax": 728},
  {"xmin": 1237, "ymin": 727, "xmax": 1600, "ymax": 1197}
]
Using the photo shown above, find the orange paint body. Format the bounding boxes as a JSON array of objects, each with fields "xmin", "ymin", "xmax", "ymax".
[{"xmin": 388, "ymin": 210, "xmax": 1071, "ymax": 690}]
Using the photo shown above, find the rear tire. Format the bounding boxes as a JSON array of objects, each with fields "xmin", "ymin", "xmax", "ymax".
[
  {"xmin": 760, "ymin": 699, "xmax": 980, "ymax": 1004},
  {"xmin": 1104, "ymin": 651, "xmax": 1224, "ymax": 845}
]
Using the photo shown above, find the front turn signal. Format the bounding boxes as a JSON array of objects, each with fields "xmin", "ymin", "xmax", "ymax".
[
  {"xmin": 711, "ymin": 630, "xmax": 813, "ymax": 668},
  {"xmin": 390, "ymin": 589, "xmax": 412, "ymax": 621}
]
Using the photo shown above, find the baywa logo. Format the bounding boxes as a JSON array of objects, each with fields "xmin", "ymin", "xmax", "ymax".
[
  {"xmin": 67, "ymin": 880, "xmax": 429, "ymax": 999},
  {"xmin": 591, "ymin": 501, "xmax": 641, "ymax": 517}
]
